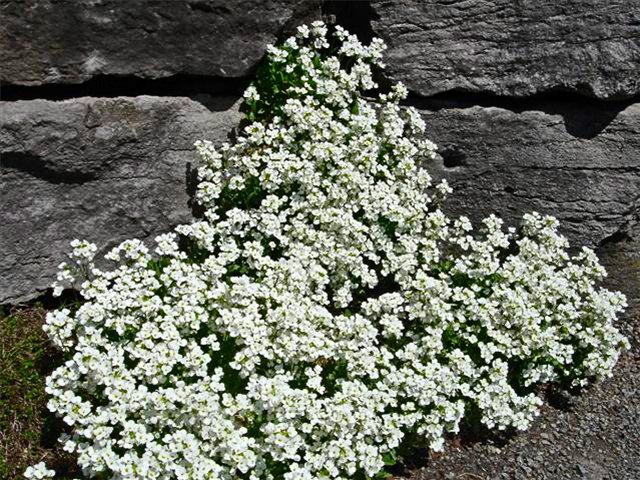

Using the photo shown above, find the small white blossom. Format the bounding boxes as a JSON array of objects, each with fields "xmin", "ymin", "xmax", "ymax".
[{"xmin": 24, "ymin": 462, "xmax": 55, "ymax": 479}]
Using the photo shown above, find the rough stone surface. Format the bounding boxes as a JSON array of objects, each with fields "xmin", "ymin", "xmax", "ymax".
[
  {"xmin": 371, "ymin": 0, "xmax": 640, "ymax": 99},
  {"xmin": 0, "ymin": 0, "xmax": 321, "ymax": 85},
  {"xmin": 422, "ymin": 103, "xmax": 640, "ymax": 246},
  {"xmin": 0, "ymin": 96, "xmax": 241, "ymax": 304},
  {"xmin": 599, "ymin": 220, "xmax": 640, "ymax": 308}
]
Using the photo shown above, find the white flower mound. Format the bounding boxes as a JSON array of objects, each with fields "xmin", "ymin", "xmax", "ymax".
[{"xmin": 38, "ymin": 22, "xmax": 628, "ymax": 480}]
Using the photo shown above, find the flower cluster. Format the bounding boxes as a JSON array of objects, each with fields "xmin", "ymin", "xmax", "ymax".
[
  {"xmin": 24, "ymin": 462, "xmax": 55, "ymax": 480},
  {"xmin": 34, "ymin": 22, "xmax": 628, "ymax": 479}
]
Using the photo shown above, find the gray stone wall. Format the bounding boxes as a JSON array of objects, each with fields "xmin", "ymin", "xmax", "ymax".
[{"xmin": 1, "ymin": 0, "xmax": 638, "ymax": 304}]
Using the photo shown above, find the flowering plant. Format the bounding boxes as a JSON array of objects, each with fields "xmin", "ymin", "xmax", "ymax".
[{"xmin": 31, "ymin": 22, "xmax": 628, "ymax": 480}]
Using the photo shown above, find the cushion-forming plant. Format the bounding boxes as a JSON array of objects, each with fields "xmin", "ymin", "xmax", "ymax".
[{"xmin": 33, "ymin": 22, "xmax": 628, "ymax": 480}]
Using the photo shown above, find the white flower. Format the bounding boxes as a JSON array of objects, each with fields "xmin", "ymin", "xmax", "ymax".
[{"xmin": 244, "ymin": 85, "xmax": 260, "ymax": 103}]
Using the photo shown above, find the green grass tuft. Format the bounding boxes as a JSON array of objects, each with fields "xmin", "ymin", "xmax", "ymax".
[{"xmin": 0, "ymin": 306, "xmax": 78, "ymax": 479}]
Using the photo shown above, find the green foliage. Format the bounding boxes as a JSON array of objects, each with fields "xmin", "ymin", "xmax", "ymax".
[
  {"xmin": 247, "ymin": 46, "xmax": 315, "ymax": 123},
  {"xmin": 0, "ymin": 307, "xmax": 77, "ymax": 479}
]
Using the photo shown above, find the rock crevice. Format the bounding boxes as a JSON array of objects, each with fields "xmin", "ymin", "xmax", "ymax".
[{"xmin": 1, "ymin": 74, "xmax": 250, "ymax": 108}]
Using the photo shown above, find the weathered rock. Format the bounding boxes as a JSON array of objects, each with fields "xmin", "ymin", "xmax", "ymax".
[
  {"xmin": 599, "ymin": 218, "xmax": 640, "ymax": 308},
  {"xmin": 371, "ymin": 0, "xmax": 640, "ymax": 99},
  {"xmin": 0, "ymin": 96, "xmax": 241, "ymax": 304},
  {"xmin": 0, "ymin": 0, "xmax": 321, "ymax": 86},
  {"xmin": 422, "ymin": 103, "xmax": 640, "ymax": 246}
]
